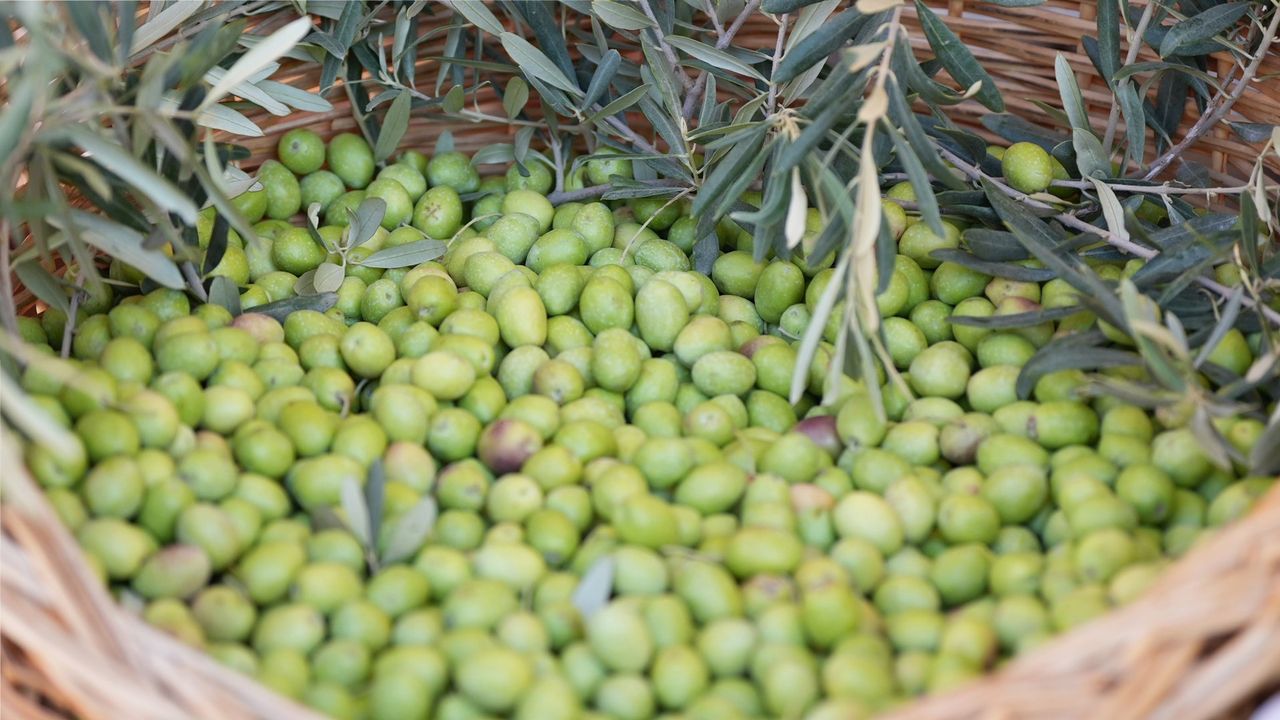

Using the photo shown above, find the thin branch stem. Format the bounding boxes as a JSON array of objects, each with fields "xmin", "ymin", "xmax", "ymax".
[
  {"xmin": 703, "ymin": 0, "xmax": 726, "ymax": 37},
  {"xmin": 1103, "ymin": 0, "xmax": 1157, "ymax": 155},
  {"xmin": 935, "ymin": 145, "xmax": 1280, "ymax": 328},
  {"xmin": 681, "ymin": 0, "xmax": 761, "ymax": 120},
  {"xmin": 1049, "ymin": 179, "xmax": 1272, "ymax": 195},
  {"xmin": 637, "ymin": 0, "xmax": 694, "ymax": 90},
  {"xmin": 546, "ymin": 179, "xmax": 688, "ymax": 205},
  {"xmin": 60, "ymin": 274, "xmax": 85, "ymax": 359},
  {"xmin": 765, "ymin": 14, "xmax": 790, "ymax": 116},
  {"xmin": 1143, "ymin": 7, "xmax": 1280, "ymax": 180}
]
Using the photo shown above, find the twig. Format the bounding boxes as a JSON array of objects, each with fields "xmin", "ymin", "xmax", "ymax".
[
  {"xmin": 935, "ymin": 145, "xmax": 1280, "ymax": 328},
  {"xmin": 546, "ymin": 179, "xmax": 688, "ymax": 205},
  {"xmin": 1103, "ymin": 0, "xmax": 1157, "ymax": 155},
  {"xmin": 703, "ymin": 0, "xmax": 726, "ymax": 37},
  {"xmin": 637, "ymin": 0, "xmax": 694, "ymax": 90},
  {"xmin": 681, "ymin": 0, "xmax": 762, "ymax": 120},
  {"xmin": 765, "ymin": 14, "xmax": 790, "ymax": 116},
  {"xmin": 0, "ymin": 222, "xmax": 18, "ymax": 337},
  {"xmin": 1143, "ymin": 7, "xmax": 1280, "ymax": 180},
  {"xmin": 1049, "ymin": 179, "xmax": 1272, "ymax": 195},
  {"xmin": 60, "ymin": 275, "xmax": 85, "ymax": 359}
]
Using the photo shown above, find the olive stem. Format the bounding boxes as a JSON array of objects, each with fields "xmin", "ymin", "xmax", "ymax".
[
  {"xmin": 681, "ymin": 0, "xmax": 763, "ymax": 121},
  {"xmin": 60, "ymin": 274, "xmax": 85, "ymax": 359},
  {"xmin": 546, "ymin": 179, "xmax": 688, "ymax": 205},
  {"xmin": 1143, "ymin": 8, "xmax": 1280, "ymax": 180},
  {"xmin": 765, "ymin": 13, "xmax": 791, "ymax": 117},
  {"xmin": 637, "ymin": 0, "xmax": 696, "ymax": 91}
]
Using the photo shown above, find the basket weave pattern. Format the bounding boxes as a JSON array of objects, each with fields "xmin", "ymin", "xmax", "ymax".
[{"xmin": 3, "ymin": 2, "xmax": 1279, "ymax": 719}]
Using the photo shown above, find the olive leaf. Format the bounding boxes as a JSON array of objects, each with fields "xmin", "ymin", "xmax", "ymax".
[
  {"xmin": 666, "ymin": 36, "xmax": 766, "ymax": 82},
  {"xmin": 313, "ymin": 262, "xmax": 345, "ymax": 294},
  {"xmin": 503, "ymin": 77, "xmax": 530, "ymax": 120},
  {"xmin": 914, "ymin": 0, "xmax": 1004, "ymax": 111},
  {"xmin": 340, "ymin": 477, "xmax": 373, "ymax": 551},
  {"xmin": 251, "ymin": 292, "xmax": 339, "ymax": 323},
  {"xmin": 359, "ymin": 238, "xmax": 448, "ymax": 268},
  {"xmin": 380, "ymin": 497, "xmax": 439, "ymax": 566},
  {"xmin": 571, "ymin": 555, "xmax": 615, "ymax": 618},
  {"xmin": 1159, "ymin": 2, "xmax": 1249, "ymax": 58},
  {"xmin": 347, "ymin": 198, "xmax": 387, "ymax": 249},
  {"xmin": 49, "ymin": 211, "xmax": 185, "ymax": 290},
  {"xmin": 593, "ymin": 0, "xmax": 654, "ymax": 30},
  {"xmin": 374, "ymin": 91, "xmax": 412, "ymax": 163},
  {"xmin": 501, "ymin": 32, "xmax": 582, "ymax": 96},
  {"xmin": 207, "ymin": 276, "xmax": 243, "ymax": 316}
]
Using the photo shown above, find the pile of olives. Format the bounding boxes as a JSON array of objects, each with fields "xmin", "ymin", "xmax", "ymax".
[{"xmin": 14, "ymin": 130, "xmax": 1274, "ymax": 720}]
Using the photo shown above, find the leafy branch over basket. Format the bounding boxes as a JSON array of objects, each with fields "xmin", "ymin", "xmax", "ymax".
[{"xmin": 313, "ymin": 0, "xmax": 1280, "ymax": 471}]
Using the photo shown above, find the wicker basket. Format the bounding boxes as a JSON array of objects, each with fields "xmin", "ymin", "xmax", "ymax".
[{"xmin": 3, "ymin": 2, "xmax": 1279, "ymax": 719}]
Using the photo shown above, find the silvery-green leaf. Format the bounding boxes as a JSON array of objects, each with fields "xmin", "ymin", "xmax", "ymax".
[
  {"xmin": 359, "ymin": 239, "xmax": 448, "ymax": 268},
  {"xmin": 253, "ymin": 293, "xmax": 338, "ymax": 323},
  {"xmin": 208, "ymin": 276, "xmax": 243, "ymax": 316},
  {"xmin": 774, "ymin": 7, "xmax": 866, "ymax": 84},
  {"xmin": 514, "ymin": 126, "xmax": 535, "ymax": 167},
  {"xmin": 341, "ymin": 477, "xmax": 373, "ymax": 549},
  {"xmin": 436, "ymin": 131, "xmax": 455, "ymax": 154},
  {"xmin": 1088, "ymin": 178, "xmax": 1130, "ymax": 245},
  {"xmin": 583, "ymin": 49, "xmax": 621, "ymax": 110},
  {"xmin": 914, "ymin": 0, "xmax": 1004, "ymax": 111},
  {"xmin": 1054, "ymin": 53, "xmax": 1090, "ymax": 135},
  {"xmin": 471, "ymin": 144, "xmax": 515, "ymax": 166},
  {"xmin": 503, "ymin": 76, "xmax": 530, "ymax": 120},
  {"xmin": 130, "ymin": 0, "xmax": 203, "ymax": 54},
  {"xmin": 593, "ymin": 0, "xmax": 654, "ymax": 30},
  {"xmin": 571, "ymin": 555, "xmax": 615, "ymax": 618},
  {"xmin": 193, "ymin": 102, "xmax": 264, "ymax": 137},
  {"xmin": 787, "ymin": 0, "xmax": 842, "ymax": 50},
  {"xmin": 374, "ymin": 90, "xmax": 411, "ymax": 164},
  {"xmin": 1016, "ymin": 333, "xmax": 1141, "ymax": 398},
  {"xmin": 1190, "ymin": 406, "xmax": 1234, "ymax": 470},
  {"xmin": 348, "ymin": 198, "xmax": 387, "ymax": 249},
  {"xmin": 257, "ymin": 80, "xmax": 334, "ymax": 113},
  {"xmin": 364, "ymin": 459, "xmax": 386, "ymax": 553},
  {"xmin": 667, "ymin": 35, "xmax": 765, "ymax": 81},
  {"xmin": 884, "ymin": 121, "xmax": 945, "ymax": 238},
  {"xmin": 1072, "ymin": 128, "xmax": 1109, "ymax": 179},
  {"xmin": 586, "ymin": 85, "xmax": 649, "ymax": 124},
  {"xmin": 794, "ymin": 254, "xmax": 849, "ymax": 403},
  {"xmin": 14, "ymin": 261, "xmax": 69, "ymax": 314},
  {"xmin": 1116, "ymin": 81, "xmax": 1146, "ymax": 166},
  {"xmin": 203, "ymin": 66, "xmax": 289, "ymax": 116},
  {"xmin": 1228, "ymin": 122, "xmax": 1277, "ymax": 143},
  {"xmin": 501, "ymin": 32, "xmax": 582, "ymax": 96},
  {"xmin": 1159, "ymin": 2, "xmax": 1248, "ymax": 58},
  {"xmin": 763, "ymin": 0, "xmax": 832, "ymax": 13},
  {"xmin": 51, "ymin": 211, "xmax": 185, "ymax": 289},
  {"xmin": 380, "ymin": 497, "xmax": 438, "ymax": 565},
  {"xmin": 313, "ymin": 262, "xmax": 345, "ymax": 294},
  {"xmin": 57, "ymin": 128, "xmax": 198, "ymax": 224},
  {"xmin": 294, "ymin": 269, "xmax": 318, "ymax": 296},
  {"xmin": 202, "ymin": 17, "xmax": 311, "ymax": 110},
  {"xmin": 448, "ymin": 0, "xmax": 504, "ymax": 35},
  {"xmin": 1095, "ymin": 0, "xmax": 1120, "ymax": 86},
  {"xmin": 442, "ymin": 84, "xmax": 466, "ymax": 113}
]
